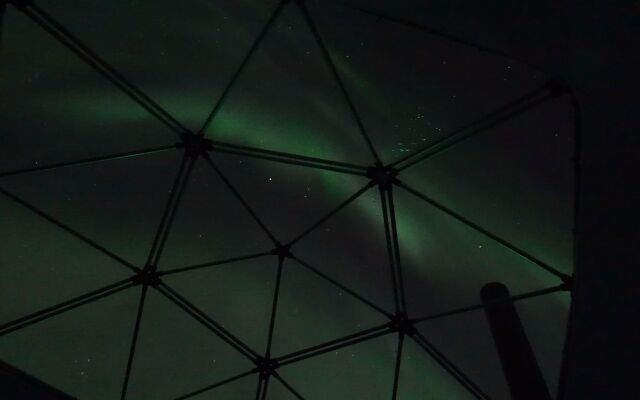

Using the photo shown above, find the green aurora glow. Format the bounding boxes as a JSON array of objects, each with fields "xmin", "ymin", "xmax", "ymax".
[{"xmin": 0, "ymin": 1, "xmax": 572, "ymax": 399}]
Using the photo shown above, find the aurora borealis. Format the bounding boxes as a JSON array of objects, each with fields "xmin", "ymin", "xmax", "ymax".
[{"xmin": 0, "ymin": 1, "xmax": 573, "ymax": 399}]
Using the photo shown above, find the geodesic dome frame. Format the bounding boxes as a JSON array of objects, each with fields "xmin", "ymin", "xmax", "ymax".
[{"xmin": 0, "ymin": 0, "xmax": 577, "ymax": 399}]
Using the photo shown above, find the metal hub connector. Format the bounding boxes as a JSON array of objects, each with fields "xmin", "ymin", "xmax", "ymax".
[
  {"xmin": 254, "ymin": 357, "xmax": 279, "ymax": 377},
  {"xmin": 270, "ymin": 244, "xmax": 293, "ymax": 259},
  {"xmin": 389, "ymin": 313, "xmax": 416, "ymax": 336},
  {"xmin": 180, "ymin": 132, "xmax": 213, "ymax": 158},
  {"xmin": 133, "ymin": 267, "xmax": 162, "ymax": 287},
  {"xmin": 367, "ymin": 164, "xmax": 399, "ymax": 190}
]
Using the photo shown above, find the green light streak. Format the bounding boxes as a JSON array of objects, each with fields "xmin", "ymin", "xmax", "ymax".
[
  {"xmin": 331, "ymin": 53, "xmax": 394, "ymax": 119},
  {"xmin": 36, "ymin": 59, "xmax": 568, "ymax": 396},
  {"xmin": 43, "ymin": 88, "xmax": 570, "ymax": 291}
]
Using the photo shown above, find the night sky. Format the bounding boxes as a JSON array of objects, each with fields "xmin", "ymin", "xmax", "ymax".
[{"xmin": 0, "ymin": 1, "xmax": 573, "ymax": 399}]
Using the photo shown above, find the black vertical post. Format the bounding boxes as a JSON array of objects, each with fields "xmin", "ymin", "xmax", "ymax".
[
  {"xmin": 0, "ymin": 0, "xmax": 6, "ymax": 46},
  {"xmin": 481, "ymin": 282, "xmax": 551, "ymax": 400}
]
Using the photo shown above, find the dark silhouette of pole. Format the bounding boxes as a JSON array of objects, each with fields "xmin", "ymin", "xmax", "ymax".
[
  {"xmin": 1, "ymin": 1, "xmax": 6, "ymax": 46},
  {"xmin": 481, "ymin": 282, "xmax": 551, "ymax": 400}
]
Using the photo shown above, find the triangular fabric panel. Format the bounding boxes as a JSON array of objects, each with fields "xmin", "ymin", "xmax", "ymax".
[
  {"xmin": 0, "ymin": 193, "xmax": 130, "ymax": 322},
  {"xmin": 157, "ymin": 158, "xmax": 274, "ymax": 271},
  {"xmin": 397, "ymin": 337, "xmax": 477, "ymax": 399},
  {"xmin": 401, "ymin": 96, "xmax": 575, "ymax": 275},
  {"xmin": 0, "ymin": 287, "xmax": 139, "ymax": 400},
  {"xmin": 307, "ymin": 1, "xmax": 548, "ymax": 164},
  {"xmin": 0, "ymin": 7, "xmax": 177, "ymax": 173},
  {"xmin": 393, "ymin": 187, "xmax": 563, "ymax": 319},
  {"xmin": 29, "ymin": 0, "xmax": 278, "ymax": 131},
  {"xmin": 1, "ymin": 150, "xmax": 184, "ymax": 266},
  {"xmin": 209, "ymin": 151, "xmax": 370, "ymax": 244},
  {"xmin": 278, "ymin": 334, "xmax": 397, "ymax": 400},
  {"xmin": 270, "ymin": 258, "xmax": 388, "ymax": 359},
  {"xmin": 163, "ymin": 255, "xmax": 277, "ymax": 354},
  {"xmin": 126, "ymin": 288, "xmax": 254, "ymax": 400},
  {"xmin": 415, "ymin": 311, "xmax": 511, "ymax": 399},
  {"xmin": 292, "ymin": 185, "xmax": 397, "ymax": 315},
  {"xmin": 204, "ymin": 2, "xmax": 376, "ymax": 165}
]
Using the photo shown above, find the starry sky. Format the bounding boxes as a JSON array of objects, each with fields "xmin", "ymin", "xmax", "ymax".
[{"xmin": 0, "ymin": 1, "xmax": 574, "ymax": 399}]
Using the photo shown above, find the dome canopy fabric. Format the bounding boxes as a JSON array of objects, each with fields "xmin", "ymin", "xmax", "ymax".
[{"xmin": 0, "ymin": 1, "xmax": 595, "ymax": 399}]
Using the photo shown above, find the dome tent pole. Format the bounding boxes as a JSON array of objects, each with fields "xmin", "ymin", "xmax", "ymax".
[
  {"xmin": 413, "ymin": 283, "xmax": 569, "ymax": 324},
  {"xmin": 296, "ymin": 0, "xmax": 382, "ymax": 165},
  {"xmin": 173, "ymin": 370, "xmax": 255, "ymax": 400},
  {"xmin": 0, "ymin": 186, "xmax": 138, "ymax": 272},
  {"xmin": 0, "ymin": 144, "xmax": 180, "ymax": 179},
  {"xmin": 198, "ymin": 0, "xmax": 288, "ymax": 136},
  {"xmin": 336, "ymin": 1, "xmax": 553, "ymax": 76},
  {"xmin": 390, "ymin": 82, "xmax": 562, "ymax": 171},
  {"xmin": 395, "ymin": 181, "xmax": 570, "ymax": 281},
  {"xmin": 411, "ymin": 331, "xmax": 490, "ymax": 399},
  {"xmin": 6, "ymin": 0, "xmax": 188, "ymax": 136},
  {"xmin": 0, "ymin": 278, "xmax": 136, "ymax": 337},
  {"xmin": 119, "ymin": 285, "xmax": 149, "ymax": 400}
]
